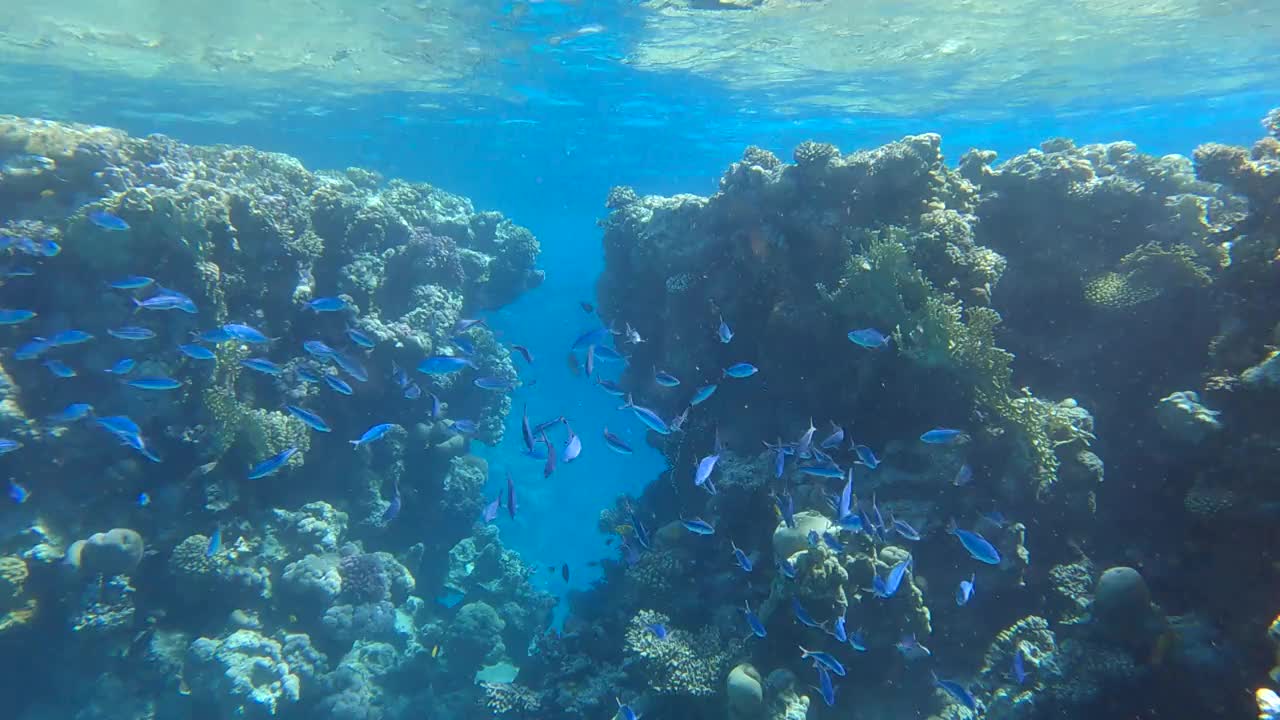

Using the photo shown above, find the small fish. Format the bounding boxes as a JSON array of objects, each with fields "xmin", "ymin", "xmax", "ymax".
[
  {"xmin": 645, "ymin": 623, "xmax": 668, "ymax": 640},
  {"xmin": 418, "ymin": 355, "xmax": 477, "ymax": 374},
  {"xmin": 331, "ymin": 352, "xmax": 368, "ymax": 382},
  {"xmin": 891, "ymin": 515, "xmax": 922, "ymax": 541},
  {"xmin": 593, "ymin": 345, "xmax": 627, "ymax": 363},
  {"xmin": 561, "ymin": 421, "xmax": 582, "ymax": 463},
  {"xmin": 240, "ymin": 358, "xmax": 283, "ymax": 376},
  {"xmin": 690, "ymin": 383, "xmax": 718, "ymax": 405},
  {"xmin": 585, "ymin": 345, "xmax": 595, "ymax": 378},
  {"xmin": 0, "ymin": 309, "xmax": 36, "ymax": 325},
  {"xmin": 731, "ymin": 541, "xmax": 753, "ymax": 572},
  {"xmin": 800, "ymin": 646, "xmax": 847, "ymax": 677},
  {"xmin": 981, "ymin": 510, "xmax": 1007, "ymax": 528},
  {"xmin": 619, "ymin": 395, "xmax": 671, "ymax": 435},
  {"xmin": 48, "ymin": 329, "xmax": 93, "ymax": 346},
  {"xmin": 654, "ymin": 369, "xmax": 680, "ymax": 387},
  {"xmin": 694, "ymin": 454, "xmax": 719, "ymax": 488},
  {"xmin": 8, "ymin": 480, "xmax": 29, "ymax": 504},
  {"xmin": 321, "ymin": 373, "xmax": 353, "ymax": 395},
  {"xmin": 205, "ymin": 527, "xmax": 221, "ymax": 557},
  {"xmin": 561, "ymin": 563, "xmax": 569, "ymax": 582},
  {"xmin": 474, "ymin": 376, "xmax": 516, "ymax": 391},
  {"xmin": 778, "ymin": 558, "xmax": 797, "ymax": 579},
  {"xmin": 382, "ymin": 481, "xmax": 402, "ymax": 522},
  {"xmin": 95, "ymin": 416, "xmax": 141, "ymax": 437},
  {"xmin": 449, "ymin": 419, "xmax": 478, "ymax": 434},
  {"xmin": 847, "ymin": 328, "xmax": 890, "ymax": 348},
  {"xmin": 849, "ymin": 629, "xmax": 868, "ymax": 652},
  {"xmin": 14, "ymin": 338, "xmax": 52, "ymax": 359},
  {"xmin": 346, "ymin": 327, "xmax": 376, "ymax": 348},
  {"xmin": 133, "ymin": 292, "xmax": 196, "ymax": 313},
  {"xmin": 953, "ymin": 463, "xmax": 974, "ymax": 487},
  {"xmin": 194, "ymin": 327, "xmax": 234, "ymax": 344},
  {"xmin": 798, "ymin": 463, "xmax": 843, "ymax": 479},
  {"xmin": 717, "ymin": 314, "xmax": 733, "ymax": 343},
  {"xmin": 452, "ymin": 318, "xmax": 486, "ymax": 335},
  {"xmin": 578, "ymin": 301, "xmax": 594, "ymax": 314},
  {"xmin": 670, "ymin": 406, "xmax": 690, "ymax": 432},
  {"xmin": 792, "ymin": 598, "xmax": 822, "ymax": 628},
  {"xmin": 571, "ymin": 326, "xmax": 612, "ymax": 350},
  {"xmin": 819, "ymin": 422, "xmax": 845, "ymax": 449},
  {"xmin": 108, "ymin": 326, "xmax": 156, "ymax": 341},
  {"xmin": 351, "ymin": 423, "xmax": 397, "ymax": 448},
  {"xmin": 89, "ymin": 210, "xmax": 130, "ymax": 231},
  {"xmin": 896, "ymin": 634, "xmax": 932, "ymax": 660},
  {"xmin": 542, "ymin": 432, "xmax": 557, "ymax": 478},
  {"xmin": 744, "ymin": 601, "xmax": 767, "ymax": 637},
  {"xmin": 853, "ymin": 444, "xmax": 880, "ymax": 469},
  {"xmin": 506, "ymin": 470, "xmax": 518, "ymax": 519},
  {"xmin": 427, "ymin": 392, "xmax": 442, "ymax": 418},
  {"xmin": 956, "ymin": 573, "xmax": 976, "ymax": 606},
  {"xmin": 222, "ymin": 323, "xmax": 270, "ymax": 344},
  {"xmin": 807, "ymin": 530, "xmax": 820, "ymax": 548},
  {"xmin": 285, "ymin": 405, "xmax": 331, "ymax": 432},
  {"xmin": 109, "ymin": 275, "xmax": 154, "ymax": 289},
  {"xmin": 431, "ymin": 644, "xmax": 440, "ymax": 658},
  {"xmin": 624, "ymin": 323, "xmax": 644, "ymax": 345},
  {"xmin": 603, "ymin": 427, "xmax": 634, "ymax": 455},
  {"xmin": 248, "ymin": 447, "xmax": 299, "ymax": 479},
  {"xmin": 43, "ymin": 359, "xmax": 76, "ymax": 378},
  {"xmin": 775, "ymin": 492, "xmax": 796, "ymax": 528},
  {"xmin": 296, "ymin": 366, "xmax": 323, "ymax": 384},
  {"xmin": 875, "ymin": 556, "xmax": 912, "ymax": 598},
  {"xmin": 920, "ymin": 427, "xmax": 968, "ymax": 444},
  {"xmin": 615, "ymin": 699, "xmax": 639, "ymax": 720},
  {"xmin": 830, "ymin": 611, "xmax": 849, "ymax": 643},
  {"xmin": 3, "ymin": 266, "xmax": 35, "ymax": 278},
  {"xmin": 303, "ymin": 340, "xmax": 336, "ymax": 358},
  {"xmin": 48, "ymin": 403, "xmax": 93, "ymax": 423},
  {"xmin": 452, "ymin": 335, "xmax": 476, "ymax": 356},
  {"xmin": 483, "ymin": 494, "xmax": 500, "ymax": 523},
  {"xmin": 796, "ymin": 418, "xmax": 817, "ymax": 459},
  {"xmin": 510, "ymin": 344, "xmax": 533, "ymax": 365},
  {"xmin": 822, "ymin": 532, "xmax": 846, "ymax": 553},
  {"xmin": 723, "ymin": 362, "xmax": 758, "ymax": 378},
  {"xmin": 306, "ymin": 296, "xmax": 348, "ymax": 312},
  {"xmin": 680, "ymin": 517, "xmax": 715, "ymax": 535},
  {"xmin": 1012, "ymin": 648, "xmax": 1028, "ymax": 684},
  {"xmin": 814, "ymin": 665, "xmax": 836, "ymax": 707},
  {"xmin": 932, "ymin": 672, "xmax": 978, "ymax": 711},
  {"xmin": 595, "ymin": 377, "xmax": 626, "ymax": 397},
  {"xmin": 137, "ymin": 492, "xmax": 151, "ymax": 507},
  {"xmin": 176, "ymin": 343, "xmax": 215, "ymax": 360},
  {"xmin": 948, "ymin": 521, "xmax": 1002, "ymax": 564}
]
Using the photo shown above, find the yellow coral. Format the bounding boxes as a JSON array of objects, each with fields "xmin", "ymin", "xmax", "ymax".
[
  {"xmin": 1085, "ymin": 243, "xmax": 1211, "ymax": 309},
  {"xmin": 0, "ymin": 555, "xmax": 36, "ymax": 634}
]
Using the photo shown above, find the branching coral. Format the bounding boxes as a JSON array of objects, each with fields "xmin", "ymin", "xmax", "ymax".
[{"xmin": 624, "ymin": 609, "xmax": 741, "ymax": 697}]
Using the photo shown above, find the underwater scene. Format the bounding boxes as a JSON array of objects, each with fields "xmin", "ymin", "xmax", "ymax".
[{"xmin": 0, "ymin": 1, "xmax": 1279, "ymax": 719}]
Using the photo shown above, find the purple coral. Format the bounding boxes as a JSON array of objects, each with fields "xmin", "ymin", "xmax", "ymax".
[{"xmin": 338, "ymin": 553, "xmax": 390, "ymax": 604}]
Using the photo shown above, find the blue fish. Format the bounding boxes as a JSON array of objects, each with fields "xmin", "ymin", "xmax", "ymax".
[
  {"xmin": 853, "ymin": 444, "xmax": 880, "ymax": 469},
  {"xmin": 134, "ymin": 291, "xmax": 196, "ymax": 313},
  {"xmin": 778, "ymin": 558, "xmax": 797, "ymax": 579},
  {"xmin": 593, "ymin": 345, "xmax": 627, "ymax": 363},
  {"xmin": 178, "ymin": 344, "xmax": 216, "ymax": 360},
  {"xmin": 717, "ymin": 314, "xmax": 733, "ymax": 343},
  {"xmin": 510, "ymin": 343, "xmax": 533, "ymax": 365},
  {"xmin": 571, "ymin": 326, "xmax": 612, "ymax": 350},
  {"xmin": 831, "ymin": 611, "xmax": 849, "ymax": 643},
  {"xmin": 223, "ymin": 323, "xmax": 270, "ymax": 344},
  {"xmin": 88, "ymin": 210, "xmax": 130, "ymax": 231},
  {"xmin": 875, "ymin": 556, "xmax": 912, "ymax": 598},
  {"xmin": 920, "ymin": 427, "xmax": 968, "ymax": 444},
  {"xmin": 404, "ymin": 382, "xmax": 422, "ymax": 399},
  {"xmin": 932, "ymin": 672, "xmax": 977, "ymax": 711},
  {"xmin": 603, "ymin": 427, "xmax": 634, "ymax": 455},
  {"xmin": 792, "ymin": 598, "xmax": 822, "ymax": 628},
  {"xmin": 620, "ymin": 395, "xmax": 670, "ymax": 435},
  {"xmin": 820, "ymin": 422, "xmax": 844, "ymax": 449},
  {"xmin": 800, "ymin": 646, "xmax": 847, "ymax": 677},
  {"xmin": 452, "ymin": 318, "xmax": 486, "ymax": 335},
  {"xmin": 108, "ymin": 326, "xmax": 156, "ymax": 341},
  {"xmin": 240, "ymin": 358, "xmax": 283, "ymax": 376},
  {"xmin": 295, "ymin": 366, "xmax": 323, "ymax": 384},
  {"xmin": 775, "ymin": 492, "xmax": 796, "ymax": 529},
  {"xmin": 956, "ymin": 573, "xmax": 976, "ymax": 606},
  {"xmin": 452, "ymin": 335, "xmax": 476, "ymax": 356},
  {"xmin": 137, "ymin": 492, "xmax": 151, "ymax": 507},
  {"xmin": 821, "ymin": 532, "xmax": 845, "ymax": 553},
  {"xmin": 35, "ymin": 239, "xmax": 60, "ymax": 257},
  {"xmin": 43, "ymin": 359, "xmax": 76, "ymax": 378},
  {"xmin": 731, "ymin": 541, "xmax": 753, "ymax": 572},
  {"xmin": 743, "ymin": 601, "xmax": 767, "ymax": 637},
  {"xmin": 382, "ymin": 481, "xmax": 401, "ymax": 522},
  {"xmin": 690, "ymin": 383, "xmax": 718, "ymax": 405},
  {"xmin": 723, "ymin": 362, "xmax": 758, "ymax": 378},
  {"xmin": 95, "ymin": 416, "xmax": 141, "ymax": 437},
  {"xmin": 351, "ymin": 423, "xmax": 396, "ymax": 448},
  {"xmin": 417, "ymin": 355, "xmax": 477, "ymax": 374},
  {"xmin": 126, "ymin": 376, "xmax": 182, "ymax": 390},
  {"xmin": 814, "ymin": 665, "xmax": 836, "ymax": 707},
  {"xmin": 205, "ymin": 527, "xmax": 221, "ymax": 557},
  {"xmin": 0, "ymin": 439, "xmax": 20, "ymax": 455},
  {"xmin": 615, "ymin": 699, "xmax": 639, "ymax": 720},
  {"xmin": 306, "ymin": 296, "xmax": 348, "ymax": 312},
  {"xmin": 303, "ymin": 340, "xmax": 336, "ymax": 358},
  {"xmin": 953, "ymin": 463, "xmax": 974, "ymax": 486},
  {"xmin": 595, "ymin": 378, "xmax": 627, "ymax": 397},
  {"xmin": 248, "ymin": 447, "xmax": 299, "ymax": 479},
  {"xmin": 195, "ymin": 327, "xmax": 234, "ymax": 344},
  {"xmin": 427, "ymin": 393, "xmax": 442, "ymax": 418},
  {"xmin": 654, "ymin": 369, "xmax": 680, "ymax": 387},
  {"xmin": 48, "ymin": 403, "xmax": 93, "ymax": 423},
  {"xmin": 346, "ymin": 327, "xmax": 376, "ymax": 348},
  {"xmin": 948, "ymin": 522, "xmax": 1001, "ymax": 564},
  {"xmin": 849, "ymin": 629, "xmax": 867, "ymax": 652},
  {"xmin": 679, "ymin": 517, "xmax": 715, "ymax": 535},
  {"xmin": 798, "ymin": 463, "xmax": 843, "ymax": 479},
  {"xmin": 892, "ymin": 515, "xmax": 922, "ymax": 541},
  {"xmin": 7, "ymin": 480, "xmax": 28, "ymax": 504},
  {"xmin": 109, "ymin": 275, "xmax": 153, "ymax": 289},
  {"xmin": 332, "ymin": 352, "xmax": 368, "ymax": 382},
  {"xmin": 645, "ymin": 623, "xmax": 668, "ymax": 640},
  {"xmin": 285, "ymin": 405, "xmax": 331, "ymax": 432},
  {"xmin": 449, "ymin": 419, "xmax": 478, "ymax": 434},
  {"xmin": 3, "ymin": 266, "xmax": 35, "ymax": 278},
  {"xmin": 14, "ymin": 338, "xmax": 52, "ymax": 359},
  {"xmin": 0, "ymin": 309, "xmax": 36, "ymax": 325},
  {"xmin": 847, "ymin": 328, "xmax": 890, "ymax": 348},
  {"xmin": 1012, "ymin": 648, "xmax": 1028, "ymax": 684},
  {"xmin": 808, "ymin": 530, "xmax": 820, "ymax": 548},
  {"xmin": 47, "ymin": 329, "xmax": 93, "ymax": 346}
]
